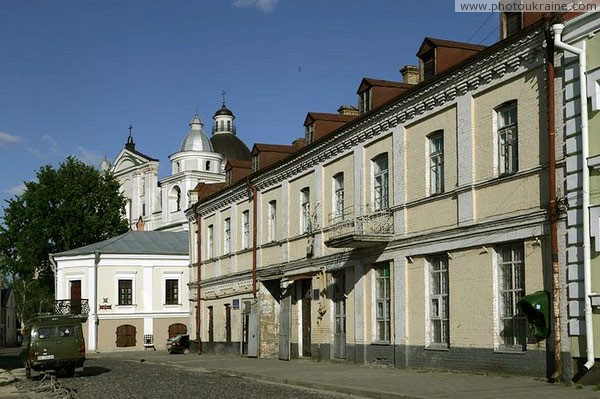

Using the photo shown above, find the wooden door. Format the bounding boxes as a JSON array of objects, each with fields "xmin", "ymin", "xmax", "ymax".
[
  {"xmin": 70, "ymin": 280, "xmax": 81, "ymax": 315},
  {"xmin": 279, "ymin": 294, "xmax": 291, "ymax": 360},
  {"xmin": 301, "ymin": 279, "xmax": 311, "ymax": 358},
  {"xmin": 333, "ymin": 273, "xmax": 346, "ymax": 359},
  {"xmin": 168, "ymin": 323, "xmax": 187, "ymax": 338},
  {"xmin": 116, "ymin": 325, "xmax": 136, "ymax": 347}
]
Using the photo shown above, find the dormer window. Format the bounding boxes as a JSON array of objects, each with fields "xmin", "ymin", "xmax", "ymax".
[
  {"xmin": 503, "ymin": 12, "xmax": 522, "ymax": 38},
  {"xmin": 306, "ymin": 123, "xmax": 315, "ymax": 144},
  {"xmin": 252, "ymin": 155, "xmax": 259, "ymax": 172},
  {"xmin": 226, "ymin": 169, "xmax": 231, "ymax": 185},
  {"xmin": 360, "ymin": 89, "xmax": 372, "ymax": 113},
  {"xmin": 422, "ymin": 51, "xmax": 435, "ymax": 80}
]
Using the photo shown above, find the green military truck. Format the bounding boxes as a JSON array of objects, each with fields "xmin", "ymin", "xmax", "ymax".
[{"xmin": 22, "ymin": 315, "xmax": 86, "ymax": 378}]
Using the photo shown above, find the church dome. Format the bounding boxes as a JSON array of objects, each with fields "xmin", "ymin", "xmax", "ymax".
[
  {"xmin": 214, "ymin": 103, "xmax": 234, "ymax": 117},
  {"xmin": 179, "ymin": 114, "xmax": 214, "ymax": 152},
  {"xmin": 211, "ymin": 134, "xmax": 251, "ymax": 162}
]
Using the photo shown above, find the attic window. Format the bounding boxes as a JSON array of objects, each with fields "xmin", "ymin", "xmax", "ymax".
[
  {"xmin": 306, "ymin": 123, "xmax": 315, "ymax": 144},
  {"xmin": 361, "ymin": 89, "xmax": 372, "ymax": 113},
  {"xmin": 504, "ymin": 12, "xmax": 522, "ymax": 38},
  {"xmin": 226, "ymin": 169, "xmax": 231, "ymax": 185},
  {"xmin": 422, "ymin": 52, "xmax": 435, "ymax": 80},
  {"xmin": 252, "ymin": 155, "xmax": 259, "ymax": 173}
]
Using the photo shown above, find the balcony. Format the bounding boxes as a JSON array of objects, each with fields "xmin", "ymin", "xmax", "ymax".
[
  {"xmin": 325, "ymin": 205, "xmax": 394, "ymax": 248},
  {"xmin": 54, "ymin": 299, "xmax": 90, "ymax": 321}
]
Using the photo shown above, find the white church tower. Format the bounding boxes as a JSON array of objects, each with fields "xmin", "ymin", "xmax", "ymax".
[{"xmin": 109, "ymin": 104, "xmax": 248, "ymax": 232}]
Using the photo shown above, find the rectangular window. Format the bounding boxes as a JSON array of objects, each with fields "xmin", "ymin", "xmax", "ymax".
[
  {"xmin": 242, "ymin": 210, "xmax": 250, "ymax": 249},
  {"xmin": 118, "ymin": 280, "xmax": 133, "ymax": 305},
  {"xmin": 268, "ymin": 200, "xmax": 277, "ymax": 242},
  {"xmin": 361, "ymin": 89, "xmax": 372, "ymax": 113},
  {"xmin": 165, "ymin": 279, "xmax": 179, "ymax": 305},
  {"xmin": 252, "ymin": 156, "xmax": 259, "ymax": 173},
  {"xmin": 306, "ymin": 124, "xmax": 315, "ymax": 144},
  {"xmin": 375, "ymin": 264, "xmax": 391, "ymax": 342},
  {"xmin": 224, "ymin": 218, "xmax": 231, "ymax": 254},
  {"xmin": 429, "ymin": 132, "xmax": 444, "ymax": 195},
  {"xmin": 423, "ymin": 56, "xmax": 435, "ymax": 80},
  {"xmin": 333, "ymin": 173, "xmax": 344, "ymax": 220},
  {"xmin": 207, "ymin": 225, "xmax": 214, "ymax": 258},
  {"xmin": 428, "ymin": 255, "xmax": 449, "ymax": 346},
  {"xmin": 301, "ymin": 188, "xmax": 311, "ymax": 234},
  {"xmin": 373, "ymin": 154, "xmax": 389, "ymax": 211},
  {"xmin": 497, "ymin": 242, "xmax": 526, "ymax": 349},
  {"xmin": 497, "ymin": 102, "xmax": 518, "ymax": 175}
]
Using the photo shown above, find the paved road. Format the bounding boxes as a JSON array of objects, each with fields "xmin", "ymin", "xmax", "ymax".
[{"xmin": 4, "ymin": 349, "xmax": 350, "ymax": 399}]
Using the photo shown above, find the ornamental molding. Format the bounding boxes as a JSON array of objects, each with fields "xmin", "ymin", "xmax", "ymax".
[{"xmin": 196, "ymin": 29, "xmax": 544, "ymax": 214}]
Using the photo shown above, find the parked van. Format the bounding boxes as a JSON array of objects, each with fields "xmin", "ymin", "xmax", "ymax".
[{"xmin": 22, "ymin": 315, "xmax": 85, "ymax": 378}]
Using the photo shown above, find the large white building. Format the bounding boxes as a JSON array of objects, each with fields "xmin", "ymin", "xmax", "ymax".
[{"xmin": 53, "ymin": 102, "xmax": 252, "ymax": 352}]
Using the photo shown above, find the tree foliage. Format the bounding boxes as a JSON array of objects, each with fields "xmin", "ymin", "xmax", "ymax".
[{"xmin": 0, "ymin": 156, "xmax": 128, "ymax": 321}]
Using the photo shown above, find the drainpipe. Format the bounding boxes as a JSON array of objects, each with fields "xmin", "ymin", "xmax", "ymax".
[
  {"xmin": 553, "ymin": 23, "xmax": 594, "ymax": 372},
  {"xmin": 545, "ymin": 24, "xmax": 562, "ymax": 381},
  {"xmin": 94, "ymin": 251, "xmax": 100, "ymax": 353},
  {"xmin": 196, "ymin": 206, "xmax": 202, "ymax": 355},
  {"xmin": 246, "ymin": 177, "xmax": 258, "ymax": 298}
]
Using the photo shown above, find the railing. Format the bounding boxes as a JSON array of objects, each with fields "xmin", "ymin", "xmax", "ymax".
[
  {"xmin": 327, "ymin": 205, "xmax": 394, "ymax": 242},
  {"xmin": 54, "ymin": 299, "xmax": 90, "ymax": 318},
  {"xmin": 212, "ymin": 125, "xmax": 236, "ymax": 134}
]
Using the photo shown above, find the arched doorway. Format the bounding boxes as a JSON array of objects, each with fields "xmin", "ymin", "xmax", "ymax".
[
  {"xmin": 168, "ymin": 323, "xmax": 187, "ymax": 338},
  {"xmin": 116, "ymin": 325, "xmax": 136, "ymax": 347}
]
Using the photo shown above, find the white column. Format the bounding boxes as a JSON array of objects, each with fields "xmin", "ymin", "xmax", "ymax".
[
  {"xmin": 457, "ymin": 94, "xmax": 475, "ymax": 225},
  {"xmin": 393, "ymin": 125, "xmax": 406, "ymax": 234},
  {"xmin": 354, "ymin": 262, "xmax": 365, "ymax": 363},
  {"xmin": 314, "ymin": 165, "xmax": 324, "ymax": 257}
]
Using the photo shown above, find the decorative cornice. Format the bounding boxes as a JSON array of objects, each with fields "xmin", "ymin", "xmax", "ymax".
[{"xmin": 196, "ymin": 29, "xmax": 544, "ymax": 214}]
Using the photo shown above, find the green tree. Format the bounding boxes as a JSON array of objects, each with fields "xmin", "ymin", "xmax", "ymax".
[{"xmin": 0, "ymin": 156, "xmax": 128, "ymax": 322}]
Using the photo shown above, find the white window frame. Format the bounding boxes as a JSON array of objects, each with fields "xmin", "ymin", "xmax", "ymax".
[
  {"xmin": 163, "ymin": 273, "xmax": 182, "ymax": 307},
  {"xmin": 242, "ymin": 210, "xmax": 250, "ymax": 249},
  {"xmin": 428, "ymin": 131, "xmax": 444, "ymax": 195},
  {"xmin": 301, "ymin": 187, "xmax": 311, "ymax": 234},
  {"xmin": 333, "ymin": 172, "xmax": 344, "ymax": 221},
  {"xmin": 306, "ymin": 123, "xmax": 315, "ymax": 144},
  {"xmin": 268, "ymin": 200, "xmax": 277, "ymax": 242},
  {"xmin": 426, "ymin": 255, "xmax": 449, "ymax": 347},
  {"xmin": 115, "ymin": 273, "xmax": 136, "ymax": 309},
  {"xmin": 373, "ymin": 263, "xmax": 391, "ymax": 343},
  {"xmin": 494, "ymin": 242, "xmax": 526, "ymax": 351},
  {"xmin": 495, "ymin": 101, "xmax": 518, "ymax": 176},
  {"xmin": 207, "ymin": 224, "xmax": 214, "ymax": 259},
  {"xmin": 373, "ymin": 154, "xmax": 389, "ymax": 211},
  {"xmin": 361, "ymin": 89, "xmax": 372, "ymax": 113},
  {"xmin": 224, "ymin": 218, "xmax": 231, "ymax": 254}
]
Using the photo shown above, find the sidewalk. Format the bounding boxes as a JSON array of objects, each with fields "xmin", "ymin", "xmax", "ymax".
[{"xmin": 94, "ymin": 351, "xmax": 600, "ymax": 399}]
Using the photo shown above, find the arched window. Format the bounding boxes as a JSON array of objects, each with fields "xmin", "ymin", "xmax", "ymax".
[
  {"xmin": 373, "ymin": 154, "xmax": 389, "ymax": 211},
  {"xmin": 169, "ymin": 186, "xmax": 182, "ymax": 212},
  {"xmin": 205, "ymin": 161, "xmax": 210, "ymax": 171}
]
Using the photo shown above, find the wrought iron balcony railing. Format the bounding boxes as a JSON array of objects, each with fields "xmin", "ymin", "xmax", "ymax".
[
  {"xmin": 326, "ymin": 205, "xmax": 394, "ymax": 247},
  {"xmin": 54, "ymin": 299, "xmax": 90, "ymax": 318}
]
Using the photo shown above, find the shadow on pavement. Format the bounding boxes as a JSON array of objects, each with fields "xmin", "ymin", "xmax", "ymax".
[{"xmin": 78, "ymin": 366, "xmax": 110, "ymax": 378}]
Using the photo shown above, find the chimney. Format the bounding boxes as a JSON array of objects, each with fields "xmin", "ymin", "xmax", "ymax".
[
  {"xmin": 292, "ymin": 137, "xmax": 307, "ymax": 147},
  {"xmin": 136, "ymin": 216, "xmax": 145, "ymax": 231},
  {"xmin": 401, "ymin": 65, "xmax": 420, "ymax": 85},
  {"xmin": 337, "ymin": 105, "xmax": 359, "ymax": 116}
]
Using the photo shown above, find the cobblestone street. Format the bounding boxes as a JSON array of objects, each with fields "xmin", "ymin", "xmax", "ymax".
[{"xmin": 13, "ymin": 356, "xmax": 349, "ymax": 399}]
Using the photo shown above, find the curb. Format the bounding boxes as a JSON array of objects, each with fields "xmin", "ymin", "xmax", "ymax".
[{"xmin": 203, "ymin": 367, "xmax": 426, "ymax": 399}]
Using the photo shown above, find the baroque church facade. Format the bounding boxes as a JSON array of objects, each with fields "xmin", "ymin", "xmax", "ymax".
[{"xmin": 106, "ymin": 101, "xmax": 251, "ymax": 231}]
